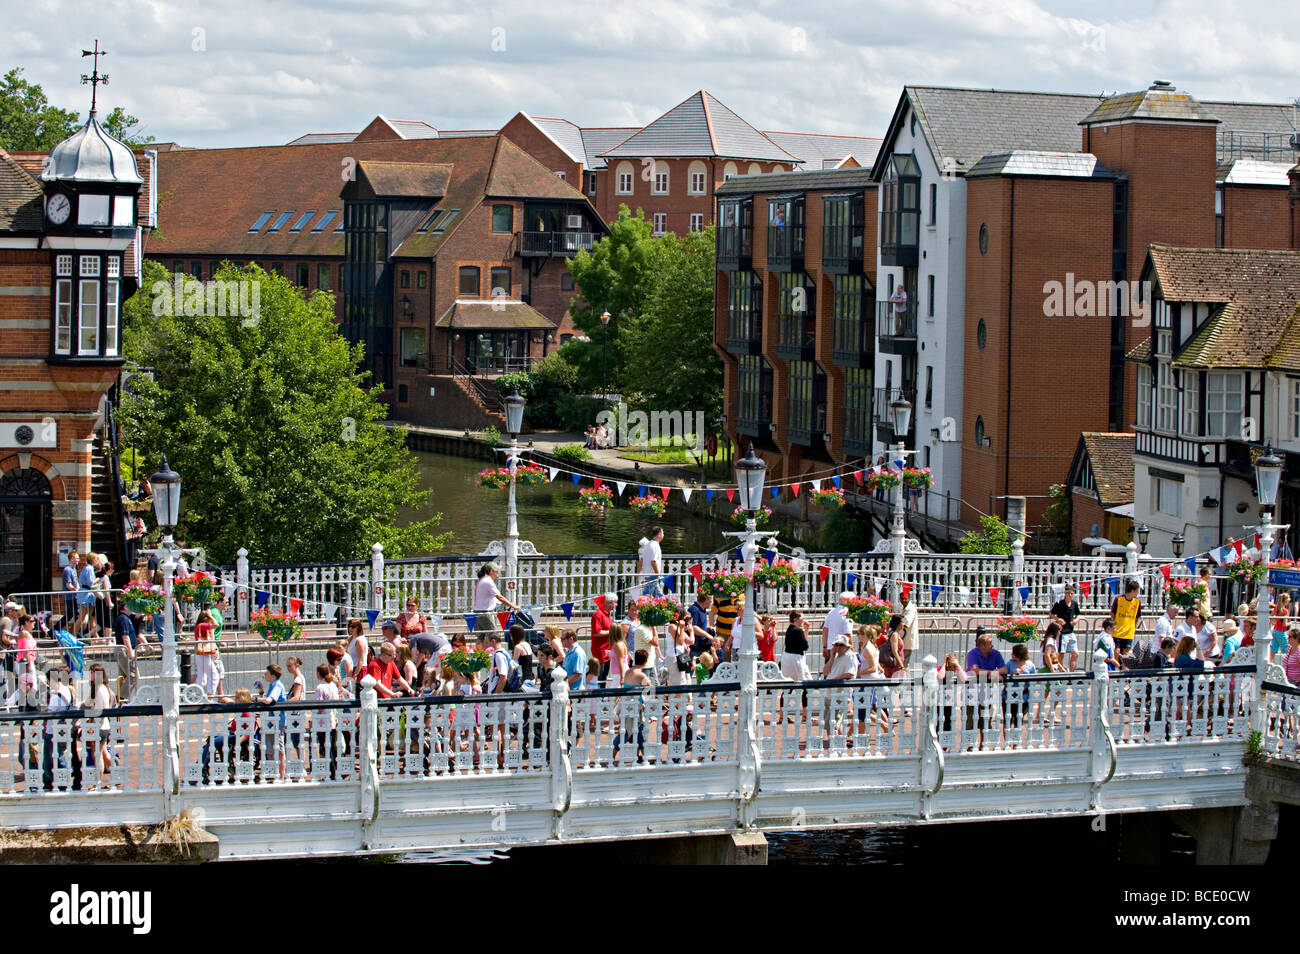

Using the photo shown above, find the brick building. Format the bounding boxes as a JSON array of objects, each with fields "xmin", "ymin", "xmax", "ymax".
[
  {"xmin": 1065, "ymin": 432, "xmax": 1136, "ymax": 550},
  {"xmin": 149, "ymin": 134, "xmax": 604, "ymax": 428},
  {"xmin": 0, "ymin": 112, "xmax": 154, "ymax": 593}
]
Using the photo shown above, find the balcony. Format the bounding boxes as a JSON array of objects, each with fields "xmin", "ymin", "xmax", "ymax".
[
  {"xmin": 879, "ymin": 211, "xmax": 919, "ymax": 267},
  {"xmin": 787, "ymin": 401, "xmax": 827, "ymax": 447},
  {"xmin": 766, "ymin": 224, "xmax": 805, "ymax": 272},
  {"xmin": 873, "ymin": 386, "xmax": 916, "ymax": 446},
  {"xmin": 726, "ymin": 312, "xmax": 763, "ymax": 357},
  {"xmin": 843, "ymin": 428, "xmax": 872, "ymax": 459},
  {"xmin": 518, "ymin": 231, "xmax": 597, "ymax": 257},
  {"xmin": 717, "ymin": 225, "xmax": 752, "ymax": 270},
  {"xmin": 876, "ymin": 300, "xmax": 917, "ymax": 355},
  {"xmin": 832, "ymin": 312, "xmax": 871, "ymax": 368},
  {"xmin": 822, "ymin": 223, "xmax": 864, "ymax": 274},
  {"xmin": 776, "ymin": 314, "xmax": 815, "ymax": 361}
]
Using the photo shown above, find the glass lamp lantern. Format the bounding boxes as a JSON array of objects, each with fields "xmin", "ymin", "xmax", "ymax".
[
  {"xmin": 736, "ymin": 443, "xmax": 767, "ymax": 512},
  {"xmin": 504, "ymin": 389, "xmax": 526, "ymax": 437},
  {"xmin": 150, "ymin": 455, "xmax": 182, "ymax": 532}
]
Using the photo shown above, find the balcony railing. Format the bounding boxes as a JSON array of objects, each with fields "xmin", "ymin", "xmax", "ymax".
[
  {"xmin": 876, "ymin": 300, "xmax": 917, "ymax": 354},
  {"xmin": 717, "ymin": 226, "xmax": 753, "ymax": 270},
  {"xmin": 873, "ymin": 385, "xmax": 916, "ymax": 445},
  {"xmin": 776, "ymin": 315, "xmax": 815, "ymax": 361},
  {"xmin": 736, "ymin": 400, "xmax": 773, "ymax": 439},
  {"xmin": 822, "ymin": 224, "xmax": 864, "ymax": 273},
  {"xmin": 518, "ymin": 231, "xmax": 597, "ymax": 257},
  {"xmin": 725, "ymin": 312, "xmax": 763, "ymax": 357},
  {"xmin": 787, "ymin": 402, "xmax": 827, "ymax": 447},
  {"xmin": 832, "ymin": 312, "xmax": 871, "ymax": 368},
  {"xmin": 766, "ymin": 225, "xmax": 805, "ymax": 271}
]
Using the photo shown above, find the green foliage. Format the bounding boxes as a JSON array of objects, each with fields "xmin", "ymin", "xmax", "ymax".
[
  {"xmin": 819, "ymin": 506, "xmax": 872, "ymax": 552},
  {"xmin": 481, "ymin": 425, "xmax": 501, "ymax": 449},
  {"xmin": 0, "ymin": 67, "xmax": 79, "ymax": 151},
  {"xmin": 101, "ymin": 105, "xmax": 153, "ymax": 148},
  {"xmin": 1247, "ymin": 730, "xmax": 1262, "ymax": 756},
  {"xmin": 555, "ymin": 393, "xmax": 612, "ymax": 431},
  {"xmin": 1041, "ymin": 482, "xmax": 1069, "ymax": 532},
  {"xmin": 552, "ymin": 443, "xmax": 592, "ymax": 463},
  {"xmin": 959, "ymin": 515, "xmax": 1015, "ymax": 556},
  {"xmin": 494, "ymin": 352, "xmax": 581, "ymax": 429},
  {"xmin": 118, "ymin": 260, "xmax": 449, "ymax": 565}
]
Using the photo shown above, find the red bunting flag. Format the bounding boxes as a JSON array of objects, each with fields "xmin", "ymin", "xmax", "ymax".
[
  {"xmin": 853, "ymin": 470, "xmax": 863, "ymax": 483},
  {"xmin": 1159, "ymin": 564, "xmax": 1172, "ymax": 583},
  {"xmin": 900, "ymin": 581, "xmax": 914, "ymax": 600},
  {"xmin": 288, "ymin": 598, "xmax": 303, "ymax": 617},
  {"xmin": 725, "ymin": 488, "xmax": 735, "ymax": 502},
  {"xmin": 688, "ymin": 564, "xmax": 703, "ymax": 583},
  {"xmin": 593, "ymin": 478, "xmax": 603, "ymax": 491},
  {"xmin": 593, "ymin": 594, "xmax": 607, "ymax": 614},
  {"xmin": 1078, "ymin": 580, "xmax": 1091, "ymax": 598},
  {"xmin": 1254, "ymin": 534, "xmax": 1261, "ymax": 552},
  {"xmin": 988, "ymin": 587, "xmax": 1000, "ymax": 603},
  {"xmin": 791, "ymin": 482, "xmax": 802, "ymax": 497},
  {"xmin": 818, "ymin": 564, "xmax": 832, "ymax": 585},
  {"xmin": 497, "ymin": 612, "xmax": 511, "ymax": 631},
  {"xmin": 1233, "ymin": 539, "xmax": 1244, "ymax": 558},
  {"xmin": 659, "ymin": 486, "xmax": 671, "ymax": 501}
]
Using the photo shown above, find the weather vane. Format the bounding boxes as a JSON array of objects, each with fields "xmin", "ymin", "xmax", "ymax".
[{"xmin": 80, "ymin": 40, "xmax": 109, "ymax": 114}]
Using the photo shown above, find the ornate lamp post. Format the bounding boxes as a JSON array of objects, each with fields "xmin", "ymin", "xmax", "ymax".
[
  {"xmin": 1253, "ymin": 448, "xmax": 1284, "ymax": 735},
  {"xmin": 149, "ymin": 455, "xmax": 182, "ymax": 794},
  {"xmin": 502, "ymin": 389, "xmax": 527, "ymax": 588},
  {"xmin": 889, "ymin": 397, "xmax": 912, "ymax": 611},
  {"xmin": 1171, "ymin": 533, "xmax": 1185, "ymax": 560},
  {"xmin": 599, "ymin": 311, "xmax": 611, "ymax": 400},
  {"xmin": 1135, "ymin": 523, "xmax": 1151, "ymax": 557}
]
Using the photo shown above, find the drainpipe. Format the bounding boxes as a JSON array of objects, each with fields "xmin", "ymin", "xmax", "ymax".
[{"xmin": 1003, "ymin": 180, "xmax": 1015, "ymax": 517}]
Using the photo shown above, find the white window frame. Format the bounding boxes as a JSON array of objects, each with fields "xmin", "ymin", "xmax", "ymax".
[
  {"xmin": 78, "ymin": 279, "xmax": 100, "ymax": 355},
  {"xmin": 1152, "ymin": 474, "xmax": 1183, "ymax": 518},
  {"xmin": 79, "ymin": 255, "xmax": 101, "ymax": 278},
  {"xmin": 1205, "ymin": 371, "xmax": 1244, "ymax": 439},
  {"xmin": 105, "ymin": 256, "xmax": 121, "ymax": 278},
  {"xmin": 56, "ymin": 255, "xmax": 72, "ymax": 277},
  {"xmin": 104, "ymin": 280, "xmax": 119, "ymax": 356},
  {"xmin": 1156, "ymin": 359, "xmax": 1177, "ymax": 433},
  {"xmin": 1291, "ymin": 379, "xmax": 1300, "ymax": 440},
  {"xmin": 689, "ymin": 213, "xmax": 704, "ymax": 232},
  {"xmin": 653, "ymin": 171, "xmax": 669, "ymax": 195},
  {"xmin": 617, "ymin": 172, "xmax": 633, "ymax": 194},
  {"xmin": 652, "ymin": 213, "xmax": 667, "ymax": 235},
  {"xmin": 1136, "ymin": 365, "xmax": 1151, "ymax": 429},
  {"xmin": 689, "ymin": 171, "xmax": 706, "ymax": 194},
  {"xmin": 55, "ymin": 279, "xmax": 72, "ymax": 355},
  {"xmin": 1182, "ymin": 370, "xmax": 1199, "ymax": 436}
]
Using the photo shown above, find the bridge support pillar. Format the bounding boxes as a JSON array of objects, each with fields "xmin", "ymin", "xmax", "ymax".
[{"xmin": 1174, "ymin": 805, "xmax": 1277, "ymax": 865}]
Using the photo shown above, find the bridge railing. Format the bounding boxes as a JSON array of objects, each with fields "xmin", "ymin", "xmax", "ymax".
[
  {"xmin": 1260, "ymin": 680, "xmax": 1300, "ymax": 761},
  {"xmin": 1109, "ymin": 666, "xmax": 1256, "ymax": 746},
  {"xmin": 0, "ymin": 703, "xmax": 165, "ymax": 795},
  {"xmin": 569, "ymin": 683, "xmax": 742, "ymax": 768}
]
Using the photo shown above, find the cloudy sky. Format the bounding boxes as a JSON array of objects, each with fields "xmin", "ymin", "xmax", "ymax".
[{"xmin": 3, "ymin": 0, "xmax": 1297, "ymax": 148}]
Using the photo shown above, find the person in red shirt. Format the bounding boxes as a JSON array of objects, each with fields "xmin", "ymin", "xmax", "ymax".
[
  {"xmin": 396, "ymin": 598, "xmax": 427, "ymax": 643},
  {"xmin": 757, "ymin": 614, "xmax": 777, "ymax": 662},
  {"xmin": 590, "ymin": 592, "xmax": 615, "ymax": 678},
  {"xmin": 366, "ymin": 641, "xmax": 415, "ymax": 698}
]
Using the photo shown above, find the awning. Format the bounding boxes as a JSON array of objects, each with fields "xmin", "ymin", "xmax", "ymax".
[
  {"xmin": 1104, "ymin": 503, "xmax": 1134, "ymax": 517},
  {"xmin": 434, "ymin": 300, "xmax": 555, "ymax": 331}
]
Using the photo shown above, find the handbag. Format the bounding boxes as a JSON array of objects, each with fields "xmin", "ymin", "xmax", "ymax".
[
  {"xmin": 879, "ymin": 636, "xmax": 899, "ymax": 669},
  {"xmin": 676, "ymin": 651, "xmax": 694, "ymax": 673}
]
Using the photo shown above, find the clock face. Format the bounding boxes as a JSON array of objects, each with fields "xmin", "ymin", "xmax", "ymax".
[{"xmin": 46, "ymin": 193, "xmax": 71, "ymax": 225}]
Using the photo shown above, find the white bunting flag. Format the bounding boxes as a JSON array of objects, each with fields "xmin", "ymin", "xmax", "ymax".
[
  {"xmin": 873, "ymin": 465, "xmax": 883, "ymax": 474},
  {"xmin": 548, "ymin": 467, "xmax": 559, "ymax": 483},
  {"xmin": 958, "ymin": 585, "xmax": 971, "ymax": 605},
  {"xmin": 431, "ymin": 613, "xmax": 444, "ymax": 631},
  {"xmin": 810, "ymin": 479, "xmax": 821, "ymax": 492},
  {"xmin": 222, "ymin": 580, "xmax": 236, "ymax": 601},
  {"xmin": 872, "ymin": 576, "xmax": 887, "ymax": 594},
  {"xmin": 1049, "ymin": 583, "xmax": 1065, "ymax": 602},
  {"xmin": 321, "ymin": 602, "xmax": 336, "ymax": 619},
  {"xmin": 616, "ymin": 481, "xmax": 627, "ymax": 496},
  {"xmin": 683, "ymin": 488, "xmax": 693, "ymax": 502}
]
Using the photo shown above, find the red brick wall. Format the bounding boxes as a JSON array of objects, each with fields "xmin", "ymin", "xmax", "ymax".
[
  {"xmin": 1223, "ymin": 184, "xmax": 1291, "ymax": 249},
  {"xmin": 497, "ymin": 115, "xmax": 583, "ymax": 186},
  {"xmin": 1070, "ymin": 490, "xmax": 1106, "ymax": 551}
]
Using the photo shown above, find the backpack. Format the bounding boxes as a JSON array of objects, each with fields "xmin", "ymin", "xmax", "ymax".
[{"xmin": 498, "ymin": 650, "xmax": 524, "ymax": 693}]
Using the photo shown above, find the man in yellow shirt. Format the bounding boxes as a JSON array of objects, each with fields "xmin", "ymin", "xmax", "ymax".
[{"xmin": 1110, "ymin": 579, "xmax": 1142, "ymax": 655}]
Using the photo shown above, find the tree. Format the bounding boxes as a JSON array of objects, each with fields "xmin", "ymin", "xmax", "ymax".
[
  {"xmin": 618, "ymin": 225, "xmax": 722, "ymax": 425},
  {"xmin": 959, "ymin": 515, "xmax": 1015, "ymax": 556},
  {"xmin": 102, "ymin": 105, "xmax": 154, "ymax": 148},
  {"xmin": 0, "ymin": 68, "xmax": 79, "ymax": 151},
  {"xmin": 119, "ymin": 260, "xmax": 449, "ymax": 565}
]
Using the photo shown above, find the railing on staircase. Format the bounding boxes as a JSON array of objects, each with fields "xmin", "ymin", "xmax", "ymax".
[
  {"xmin": 450, "ymin": 359, "xmax": 503, "ymax": 415},
  {"xmin": 100, "ymin": 390, "xmax": 135, "ymax": 577}
]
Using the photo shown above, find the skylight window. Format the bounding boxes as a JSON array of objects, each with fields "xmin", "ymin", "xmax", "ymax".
[
  {"xmin": 266, "ymin": 211, "xmax": 295, "ymax": 233},
  {"xmin": 312, "ymin": 210, "xmax": 340, "ymax": 233},
  {"xmin": 432, "ymin": 209, "xmax": 460, "ymax": 234},
  {"xmin": 289, "ymin": 210, "xmax": 317, "ymax": 232},
  {"xmin": 249, "ymin": 210, "xmax": 275, "ymax": 232}
]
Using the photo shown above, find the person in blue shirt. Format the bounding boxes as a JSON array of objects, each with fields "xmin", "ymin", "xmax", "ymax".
[
  {"xmin": 61, "ymin": 553, "xmax": 80, "ymax": 633},
  {"xmin": 561, "ymin": 630, "xmax": 587, "ymax": 690},
  {"xmin": 75, "ymin": 554, "xmax": 98, "ymax": 638}
]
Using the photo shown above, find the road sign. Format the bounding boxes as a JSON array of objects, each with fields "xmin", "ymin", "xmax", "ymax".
[{"xmin": 1267, "ymin": 567, "xmax": 1300, "ymax": 588}]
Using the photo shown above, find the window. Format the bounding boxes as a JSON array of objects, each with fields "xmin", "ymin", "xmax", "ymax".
[
  {"xmin": 689, "ymin": 213, "xmax": 704, "ymax": 232},
  {"xmin": 417, "ymin": 271, "xmax": 427, "ymax": 289},
  {"xmin": 106, "ymin": 257, "xmax": 120, "ymax": 278},
  {"xmin": 400, "ymin": 327, "xmax": 425, "ymax": 368},
  {"xmin": 1156, "ymin": 359, "xmax": 1177, "ymax": 433},
  {"xmin": 77, "ymin": 193, "xmax": 110, "ymax": 226},
  {"xmin": 928, "ymin": 183, "xmax": 937, "ymax": 226},
  {"xmin": 616, "ymin": 162, "xmax": 634, "ymax": 194},
  {"xmin": 554, "ymin": 171, "xmax": 565, "ymax": 180},
  {"xmin": 318, "ymin": 264, "xmax": 331, "ymax": 291},
  {"xmin": 398, "ymin": 384, "xmax": 409, "ymax": 404},
  {"xmin": 689, "ymin": 171, "xmax": 706, "ymax": 194},
  {"xmin": 54, "ymin": 279, "xmax": 72, "ymax": 354},
  {"xmin": 312, "ymin": 210, "xmax": 339, "ymax": 233},
  {"xmin": 976, "ymin": 319, "xmax": 987, "ymax": 351},
  {"xmin": 56, "ymin": 255, "xmax": 72, "ymax": 277},
  {"xmin": 927, "ymin": 274, "xmax": 935, "ymax": 317},
  {"xmin": 1151, "ymin": 471, "xmax": 1183, "ymax": 518},
  {"xmin": 1215, "ymin": 186, "xmax": 1224, "ymax": 248},
  {"xmin": 432, "ymin": 209, "xmax": 459, "ymax": 233},
  {"xmin": 104, "ymin": 279, "xmax": 119, "ymax": 356},
  {"xmin": 832, "ymin": 274, "xmax": 864, "ymax": 358},
  {"xmin": 1291, "ymin": 379, "xmax": 1300, "ymax": 440},
  {"xmin": 979, "ymin": 223, "xmax": 988, "ymax": 255},
  {"xmin": 1136, "ymin": 365, "xmax": 1152, "ymax": 428},
  {"xmin": 191, "ymin": 261, "xmax": 203, "ymax": 279},
  {"xmin": 78, "ymin": 279, "xmax": 99, "ymax": 354},
  {"xmin": 459, "ymin": 266, "xmax": 480, "ymax": 297},
  {"xmin": 290, "ymin": 211, "xmax": 316, "ymax": 232},
  {"xmin": 1205, "ymin": 372, "xmax": 1244, "ymax": 438},
  {"xmin": 844, "ymin": 367, "xmax": 872, "ymax": 452},
  {"xmin": 492, "ymin": 204, "xmax": 513, "ymax": 234},
  {"xmin": 652, "ymin": 213, "xmax": 667, "ymax": 235},
  {"xmin": 586, "ymin": 173, "xmax": 597, "ymax": 196},
  {"xmin": 924, "ymin": 366, "xmax": 933, "ymax": 408},
  {"xmin": 490, "ymin": 267, "xmax": 511, "ymax": 297},
  {"xmin": 400, "ymin": 269, "xmax": 410, "ymax": 289},
  {"xmin": 267, "ymin": 211, "xmax": 294, "ymax": 233},
  {"xmin": 653, "ymin": 171, "xmax": 669, "ymax": 194},
  {"xmin": 249, "ymin": 211, "xmax": 274, "ymax": 232},
  {"xmin": 297, "ymin": 263, "xmax": 310, "ymax": 287},
  {"xmin": 561, "ymin": 272, "xmax": 575, "ymax": 291},
  {"xmin": 975, "ymin": 415, "xmax": 985, "ymax": 446},
  {"xmin": 1182, "ymin": 371, "xmax": 1199, "ymax": 435},
  {"xmin": 80, "ymin": 256, "xmax": 101, "ymax": 278},
  {"xmin": 271, "ymin": 263, "xmax": 283, "ymax": 276}
]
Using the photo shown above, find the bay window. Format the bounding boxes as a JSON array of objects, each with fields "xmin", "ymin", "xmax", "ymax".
[{"xmin": 1205, "ymin": 372, "xmax": 1243, "ymax": 438}]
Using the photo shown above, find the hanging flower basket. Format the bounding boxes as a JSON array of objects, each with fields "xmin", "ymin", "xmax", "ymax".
[
  {"xmin": 730, "ymin": 505, "xmax": 772, "ymax": 528},
  {"xmin": 633, "ymin": 594, "xmax": 682, "ymax": 627},
  {"xmin": 122, "ymin": 581, "xmax": 164, "ymax": 616},
  {"xmin": 809, "ymin": 488, "xmax": 845, "ymax": 508},
  {"xmin": 902, "ymin": 467, "xmax": 934, "ymax": 490},
  {"xmin": 251, "ymin": 607, "xmax": 304, "ymax": 642},
  {"xmin": 629, "ymin": 494, "xmax": 667, "ymax": 517},
  {"xmin": 1163, "ymin": 577, "xmax": 1208, "ymax": 609},
  {"xmin": 580, "ymin": 485, "xmax": 615, "ymax": 514},
  {"xmin": 477, "ymin": 467, "xmax": 511, "ymax": 489},
  {"xmin": 994, "ymin": 615, "xmax": 1039, "ymax": 644},
  {"xmin": 699, "ymin": 568, "xmax": 752, "ymax": 600},
  {"xmin": 865, "ymin": 470, "xmax": 902, "ymax": 493},
  {"xmin": 514, "ymin": 463, "xmax": 548, "ymax": 486},
  {"xmin": 753, "ymin": 560, "xmax": 800, "ymax": 590},
  {"xmin": 842, "ymin": 594, "xmax": 893, "ymax": 626},
  {"xmin": 172, "ymin": 571, "xmax": 216, "ymax": 604},
  {"xmin": 445, "ymin": 646, "xmax": 491, "ymax": 677},
  {"xmin": 478, "ymin": 462, "xmax": 547, "ymax": 489},
  {"xmin": 1225, "ymin": 559, "xmax": 1266, "ymax": 587}
]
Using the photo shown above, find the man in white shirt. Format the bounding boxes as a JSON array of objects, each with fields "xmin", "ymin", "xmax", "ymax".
[
  {"xmin": 1174, "ymin": 609, "xmax": 1218, "ymax": 660},
  {"xmin": 473, "ymin": 563, "xmax": 520, "ymax": 633},
  {"xmin": 637, "ymin": 527, "xmax": 665, "ymax": 597},
  {"xmin": 900, "ymin": 592, "xmax": 918, "ymax": 665},
  {"xmin": 1153, "ymin": 603, "xmax": 1179, "ymax": 648},
  {"xmin": 889, "ymin": 285, "xmax": 909, "ymax": 333},
  {"xmin": 821, "ymin": 592, "xmax": 854, "ymax": 663},
  {"xmin": 821, "ymin": 635, "xmax": 858, "ymax": 738}
]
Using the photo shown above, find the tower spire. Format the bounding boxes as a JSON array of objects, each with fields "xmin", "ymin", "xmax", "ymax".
[{"xmin": 80, "ymin": 40, "xmax": 109, "ymax": 115}]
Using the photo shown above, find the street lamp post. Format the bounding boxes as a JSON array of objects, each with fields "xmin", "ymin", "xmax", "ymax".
[
  {"xmin": 1171, "ymin": 534, "xmax": 1185, "ymax": 560},
  {"xmin": 599, "ymin": 310, "xmax": 611, "ymax": 401},
  {"xmin": 502, "ymin": 389, "xmax": 527, "ymax": 589},
  {"xmin": 149, "ymin": 455, "xmax": 182, "ymax": 795},
  {"xmin": 1135, "ymin": 523, "xmax": 1151, "ymax": 557},
  {"xmin": 1253, "ymin": 447, "xmax": 1284, "ymax": 736},
  {"xmin": 729, "ymin": 443, "xmax": 768, "ymax": 829},
  {"xmin": 889, "ymin": 397, "xmax": 912, "ymax": 611}
]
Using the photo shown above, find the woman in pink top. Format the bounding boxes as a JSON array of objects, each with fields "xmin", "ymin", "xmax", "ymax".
[
  {"xmin": 15, "ymin": 614, "xmax": 38, "ymax": 668},
  {"xmin": 1284, "ymin": 628, "xmax": 1300, "ymax": 685}
]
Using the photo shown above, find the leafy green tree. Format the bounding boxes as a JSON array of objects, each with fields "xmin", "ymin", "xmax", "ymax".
[
  {"xmin": 618, "ymin": 225, "xmax": 721, "ymax": 424},
  {"xmin": 959, "ymin": 515, "xmax": 1015, "ymax": 556},
  {"xmin": 0, "ymin": 68, "xmax": 79, "ymax": 151},
  {"xmin": 102, "ymin": 105, "xmax": 153, "ymax": 148},
  {"xmin": 119, "ymin": 260, "xmax": 449, "ymax": 565}
]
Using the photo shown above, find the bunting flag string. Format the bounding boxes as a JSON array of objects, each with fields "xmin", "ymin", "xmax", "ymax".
[
  {"xmin": 1185, "ymin": 556, "xmax": 1197, "ymax": 574},
  {"xmin": 810, "ymin": 479, "xmax": 821, "ymax": 492},
  {"xmin": 255, "ymin": 590, "xmax": 271, "ymax": 609},
  {"xmin": 638, "ymin": 485, "xmax": 647, "ymax": 497},
  {"xmin": 764, "ymin": 549, "xmax": 777, "ymax": 566},
  {"xmin": 769, "ymin": 486, "xmax": 779, "ymax": 499},
  {"xmin": 593, "ymin": 595, "xmax": 607, "ymax": 614},
  {"xmin": 366, "ymin": 609, "xmax": 380, "ymax": 630},
  {"xmin": 899, "ymin": 581, "xmax": 914, "ymax": 601},
  {"xmin": 1049, "ymin": 583, "xmax": 1064, "ymax": 602},
  {"xmin": 659, "ymin": 487, "xmax": 670, "ymax": 501},
  {"xmin": 547, "ymin": 467, "xmax": 558, "ymax": 483},
  {"xmin": 1078, "ymin": 580, "xmax": 1092, "ymax": 598},
  {"xmin": 706, "ymin": 489, "xmax": 715, "ymax": 502},
  {"xmin": 1105, "ymin": 576, "xmax": 1120, "ymax": 595},
  {"xmin": 846, "ymin": 572, "xmax": 859, "ymax": 588},
  {"xmin": 818, "ymin": 564, "xmax": 832, "ymax": 585},
  {"xmin": 791, "ymin": 482, "xmax": 802, "ymax": 497},
  {"xmin": 930, "ymin": 584, "xmax": 943, "ymax": 605},
  {"xmin": 616, "ymin": 481, "xmax": 626, "ymax": 496},
  {"xmin": 688, "ymin": 564, "xmax": 703, "ymax": 583},
  {"xmin": 288, "ymin": 597, "xmax": 303, "ymax": 617},
  {"xmin": 725, "ymin": 489, "xmax": 735, "ymax": 503},
  {"xmin": 832, "ymin": 476, "xmax": 841, "ymax": 490},
  {"xmin": 561, "ymin": 602, "xmax": 574, "ymax": 621},
  {"xmin": 497, "ymin": 611, "xmax": 511, "ymax": 631},
  {"xmin": 873, "ymin": 577, "xmax": 887, "ymax": 595},
  {"xmin": 682, "ymin": 488, "xmax": 693, "ymax": 502},
  {"xmin": 662, "ymin": 575, "xmax": 676, "ymax": 593},
  {"xmin": 988, "ymin": 586, "xmax": 1000, "ymax": 604},
  {"xmin": 1159, "ymin": 564, "xmax": 1172, "ymax": 583},
  {"xmin": 958, "ymin": 585, "xmax": 971, "ymax": 605},
  {"xmin": 1016, "ymin": 585, "xmax": 1030, "ymax": 605},
  {"xmin": 463, "ymin": 613, "xmax": 477, "ymax": 633}
]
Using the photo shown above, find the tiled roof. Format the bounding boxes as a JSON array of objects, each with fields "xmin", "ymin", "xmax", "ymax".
[
  {"xmin": 1080, "ymin": 432, "xmax": 1136, "ymax": 508},
  {"xmin": 526, "ymin": 115, "xmax": 586, "ymax": 164},
  {"xmin": 0, "ymin": 151, "xmax": 43, "ymax": 233},
  {"xmin": 152, "ymin": 135, "xmax": 589, "ymax": 259},
  {"xmin": 578, "ymin": 127, "xmax": 640, "ymax": 169},
  {"xmin": 1146, "ymin": 245, "xmax": 1300, "ymax": 371},
  {"xmin": 357, "ymin": 161, "xmax": 452, "ymax": 197},
  {"xmin": 434, "ymin": 299, "xmax": 555, "ymax": 329},
  {"xmin": 286, "ymin": 132, "xmax": 358, "ymax": 145},
  {"xmin": 600, "ymin": 91, "xmax": 798, "ymax": 161},
  {"xmin": 1219, "ymin": 158, "xmax": 1293, "ymax": 186},
  {"xmin": 715, "ymin": 167, "xmax": 876, "ymax": 196},
  {"xmin": 1080, "ymin": 85, "xmax": 1219, "ymax": 124},
  {"xmin": 966, "ymin": 150, "xmax": 1115, "ymax": 179},
  {"xmin": 762, "ymin": 131, "xmax": 882, "ymax": 171}
]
